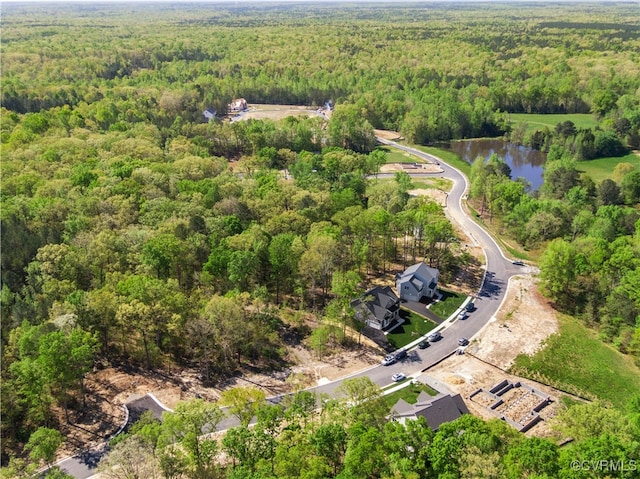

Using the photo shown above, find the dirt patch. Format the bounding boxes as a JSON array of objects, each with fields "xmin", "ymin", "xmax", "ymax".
[
  {"xmin": 425, "ymin": 274, "xmax": 563, "ymax": 437},
  {"xmin": 468, "ymin": 274, "xmax": 558, "ymax": 370},
  {"xmin": 230, "ymin": 104, "xmax": 328, "ymax": 122},
  {"xmin": 380, "ymin": 163, "xmax": 443, "ymax": 174},
  {"xmin": 55, "ymin": 337, "xmax": 382, "ymax": 459},
  {"xmin": 375, "ymin": 129, "xmax": 403, "ymax": 141},
  {"xmin": 407, "ymin": 188, "xmax": 448, "ymax": 206}
]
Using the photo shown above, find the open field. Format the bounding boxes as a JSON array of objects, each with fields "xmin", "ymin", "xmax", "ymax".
[
  {"xmin": 508, "ymin": 113, "xmax": 599, "ymax": 134},
  {"xmin": 510, "ymin": 314, "xmax": 640, "ymax": 409},
  {"xmin": 576, "ymin": 152, "xmax": 640, "ymax": 183}
]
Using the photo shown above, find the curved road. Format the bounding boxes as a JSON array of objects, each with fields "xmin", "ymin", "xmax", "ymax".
[
  {"xmin": 57, "ymin": 138, "xmax": 524, "ymax": 478},
  {"xmin": 311, "ymin": 139, "xmax": 525, "ymax": 397}
]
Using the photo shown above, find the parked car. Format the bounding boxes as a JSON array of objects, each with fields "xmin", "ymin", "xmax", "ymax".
[
  {"xmin": 512, "ymin": 260, "xmax": 524, "ymax": 266},
  {"xmin": 418, "ymin": 340, "xmax": 429, "ymax": 349},
  {"xmin": 428, "ymin": 331, "xmax": 442, "ymax": 342},
  {"xmin": 392, "ymin": 373, "xmax": 406, "ymax": 382},
  {"xmin": 458, "ymin": 337, "xmax": 469, "ymax": 346},
  {"xmin": 457, "ymin": 311, "xmax": 468, "ymax": 320},
  {"xmin": 465, "ymin": 301, "xmax": 475, "ymax": 312},
  {"xmin": 394, "ymin": 349, "xmax": 407, "ymax": 361},
  {"xmin": 381, "ymin": 354, "xmax": 396, "ymax": 366}
]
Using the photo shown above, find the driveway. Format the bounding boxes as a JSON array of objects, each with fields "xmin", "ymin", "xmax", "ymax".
[{"xmin": 400, "ymin": 299, "xmax": 444, "ymax": 324}]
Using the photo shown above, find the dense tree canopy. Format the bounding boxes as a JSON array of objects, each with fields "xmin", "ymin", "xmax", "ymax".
[{"xmin": 2, "ymin": 0, "xmax": 640, "ymax": 471}]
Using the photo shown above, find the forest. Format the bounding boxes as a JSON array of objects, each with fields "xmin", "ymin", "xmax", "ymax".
[{"xmin": 1, "ymin": 1, "xmax": 640, "ymax": 477}]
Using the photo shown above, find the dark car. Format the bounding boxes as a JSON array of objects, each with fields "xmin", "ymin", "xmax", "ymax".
[
  {"xmin": 394, "ymin": 349, "xmax": 407, "ymax": 361},
  {"xmin": 418, "ymin": 340, "xmax": 430, "ymax": 349},
  {"xmin": 512, "ymin": 260, "xmax": 524, "ymax": 266},
  {"xmin": 465, "ymin": 301, "xmax": 475, "ymax": 312}
]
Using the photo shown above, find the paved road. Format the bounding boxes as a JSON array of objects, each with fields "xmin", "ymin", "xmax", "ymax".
[
  {"xmin": 56, "ymin": 138, "xmax": 526, "ymax": 478},
  {"xmin": 311, "ymin": 139, "xmax": 525, "ymax": 397}
]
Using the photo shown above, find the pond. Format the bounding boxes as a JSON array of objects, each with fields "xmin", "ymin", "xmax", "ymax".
[{"xmin": 447, "ymin": 138, "xmax": 547, "ymax": 191}]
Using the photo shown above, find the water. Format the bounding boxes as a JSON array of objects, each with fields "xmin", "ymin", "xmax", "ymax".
[{"xmin": 447, "ymin": 139, "xmax": 547, "ymax": 191}]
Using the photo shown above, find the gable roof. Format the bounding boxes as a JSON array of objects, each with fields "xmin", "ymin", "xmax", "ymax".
[
  {"xmin": 397, "ymin": 262, "xmax": 438, "ymax": 283},
  {"xmin": 351, "ymin": 285, "xmax": 399, "ymax": 324},
  {"xmin": 391, "ymin": 393, "xmax": 470, "ymax": 430}
]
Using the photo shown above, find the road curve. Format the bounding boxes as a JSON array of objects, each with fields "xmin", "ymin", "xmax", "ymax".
[
  {"xmin": 56, "ymin": 138, "xmax": 525, "ymax": 479},
  {"xmin": 311, "ymin": 138, "xmax": 525, "ymax": 397}
]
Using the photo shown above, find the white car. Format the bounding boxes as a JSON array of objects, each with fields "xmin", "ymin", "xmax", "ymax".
[
  {"xmin": 392, "ymin": 373, "xmax": 406, "ymax": 382},
  {"xmin": 457, "ymin": 311, "xmax": 468, "ymax": 320},
  {"xmin": 381, "ymin": 355, "xmax": 396, "ymax": 366}
]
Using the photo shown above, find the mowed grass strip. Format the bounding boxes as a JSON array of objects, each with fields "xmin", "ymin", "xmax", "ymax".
[
  {"xmin": 510, "ymin": 314, "xmax": 640, "ymax": 409},
  {"xmin": 508, "ymin": 113, "xmax": 599, "ymax": 134}
]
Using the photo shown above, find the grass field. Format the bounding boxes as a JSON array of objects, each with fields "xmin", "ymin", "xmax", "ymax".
[
  {"xmin": 387, "ymin": 309, "xmax": 437, "ymax": 348},
  {"xmin": 508, "ymin": 113, "xmax": 599, "ymax": 134},
  {"xmin": 379, "ymin": 146, "xmax": 424, "ymax": 164},
  {"xmin": 510, "ymin": 314, "xmax": 640, "ymax": 409},
  {"xmin": 384, "ymin": 381, "xmax": 439, "ymax": 408},
  {"xmin": 576, "ymin": 152, "xmax": 640, "ymax": 183}
]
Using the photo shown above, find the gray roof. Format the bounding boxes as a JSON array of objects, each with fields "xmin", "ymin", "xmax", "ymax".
[
  {"xmin": 351, "ymin": 285, "xmax": 399, "ymax": 325},
  {"xmin": 391, "ymin": 393, "xmax": 470, "ymax": 431},
  {"xmin": 397, "ymin": 263, "xmax": 438, "ymax": 283},
  {"xmin": 410, "ymin": 277, "xmax": 424, "ymax": 291}
]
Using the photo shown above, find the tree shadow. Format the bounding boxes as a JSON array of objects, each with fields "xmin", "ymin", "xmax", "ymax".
[{"xmin": 478, "ymin": 271, "xmax": 505, "ymax": 299}]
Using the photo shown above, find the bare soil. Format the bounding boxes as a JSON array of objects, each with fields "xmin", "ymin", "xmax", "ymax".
[
  {"xmin": 425, "ymin": 273, "xmax": 564, "ymax": 437},
  {"xmin": 229, "ymin": 104, "xmax": 329, "ymax": 122}
]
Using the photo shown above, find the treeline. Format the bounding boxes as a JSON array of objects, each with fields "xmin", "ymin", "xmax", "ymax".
[
  {"xmin": 8, "ymin": 381, "xmax": 640, "ymax": 479},
  {"xmin": 468, "ymin": 143, "xmax": 640, "ymax": 364},
  {"xmin": 2, "ymin": 2, "xmax": 640, "ymax": 144}
]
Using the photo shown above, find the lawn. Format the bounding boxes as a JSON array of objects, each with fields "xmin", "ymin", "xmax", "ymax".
[
  {"xmin": 510, "ymin": 314, "xmax": 640, "ymax": 409},
  {"xmin": 430, "ymin": 289, "xmax": 466, "ymax": 320},
  {"xmin": 387, "ymin": 309, "xmax": 437, "ymax": 348},
  {"xmin": 508, "ymin": 113, "xmax": 599, "ymax": 134},
  {"xmin": 384, "ymin": 381, "xmax": 439, "ymax": 408},
  {"xmin": 378, "ymin": 145, "xmax": 425, "ymax": 164},
  {"xmin": 576, "ymin": 152, "xmax": 640, "ymax": 183}
]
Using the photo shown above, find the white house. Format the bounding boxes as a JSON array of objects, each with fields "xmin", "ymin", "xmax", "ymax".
[{"xmin": 396, "ymin": 262, "xmax": 439, "ymax": 302}]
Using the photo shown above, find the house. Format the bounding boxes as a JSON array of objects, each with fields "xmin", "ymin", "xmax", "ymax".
[
  {"xmin": 396, "ymin": 262, "xmax": 439, "ymax": 302},
  {"xmin": 351, "ymin": 285, "xmax": 400, "ymax": 330},
  {"xmin": 228, "ymin": 98, "xmax": 248, "ymax": 111},
  {"xmin": 391, "ymin": 392, "xmax": 470, "ymax": 430},
  {"xmin": 203, "ymin": 108, "xmax": 216, "ymax": 121}
]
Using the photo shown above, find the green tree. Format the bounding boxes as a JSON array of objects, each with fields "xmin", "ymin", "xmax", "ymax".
[
  {"xmin": 159, "ymin": 399, "xmax": 223, "ymax": 479},
  {"xmin": 219, "ymin": 386, "xmax": 267, "ymax": 427},
  {"xmin": 503, "ymin": 436, "xmax": 559, "ymax": 478},
  {"xmin": 24, "ymin": 427, "xmax": 65, "ymax": 469},
  {"xmin": 539, "ymin": 238, "xmax": 579, "ymax": 309}
]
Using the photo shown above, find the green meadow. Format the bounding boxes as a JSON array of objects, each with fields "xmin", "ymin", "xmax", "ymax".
[
  {"xmin": 510, "ymin": 315, "xmax": 640, "ymax": 409},
  {"xmin": 577, "ymin": 152, "xmax": 640, "ymax": 183},
  {"xmin": 508, "ymin": 113, "xmax": 599, "ymax": 134}
]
